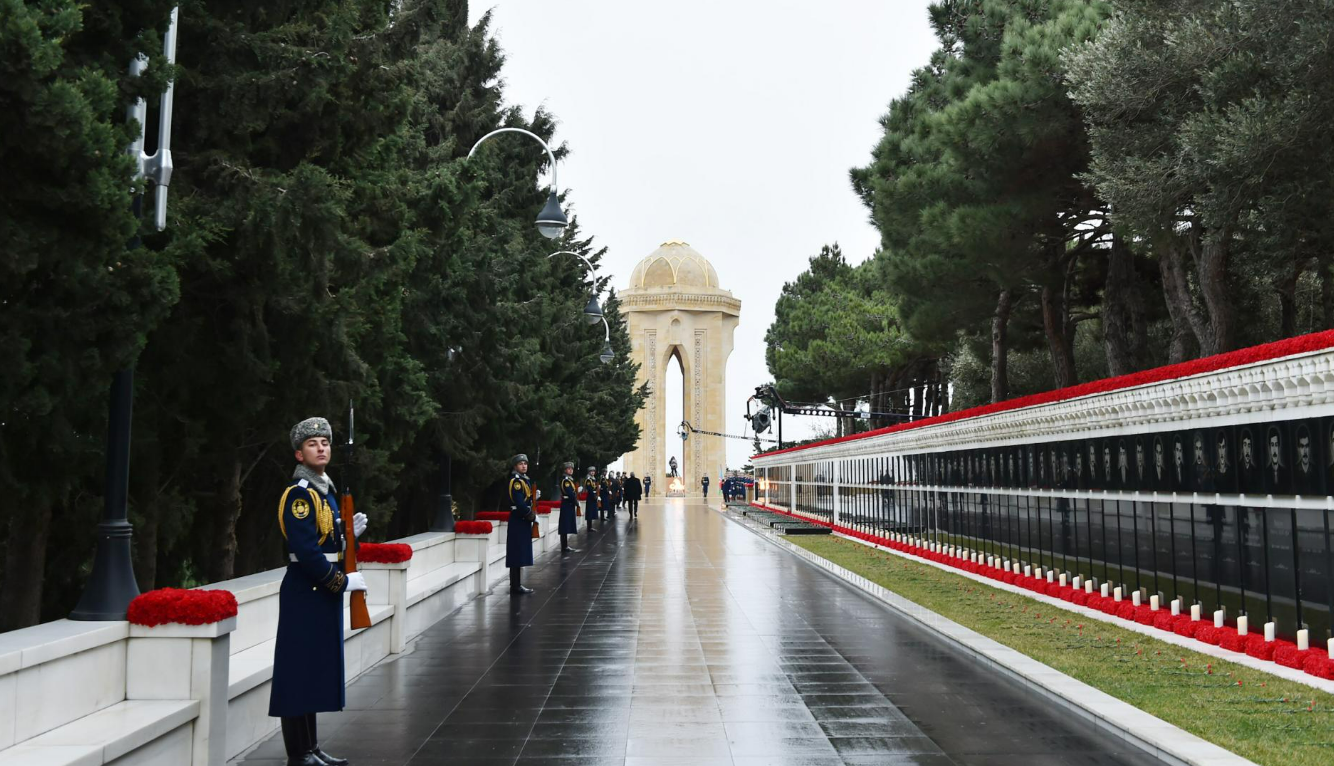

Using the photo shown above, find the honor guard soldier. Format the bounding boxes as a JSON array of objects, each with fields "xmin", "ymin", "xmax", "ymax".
[
  {"xmin": 644, "ymin": 475, "xmax": 652, "ymax": 497},
  {"xmin": 584, "ymin": 467, "xmax": 600, "ymax": 530},
  {"xmin": 559, "ymin": 461, "xmax": 580, "ymax": 552},
  {"xmin": 702, "ymin": 473, "xmax": 711, "ymax": 498},
  {"xmin": 507, "ymin": 454, "xmax": 536, "ymax": 594},
  {"xmin": 600, "ymin": 475, "xmax": 614, "ymax": 519},
  {"xmin": 270, "ymin": 417, "xmax": 367, "ymax": 766}
]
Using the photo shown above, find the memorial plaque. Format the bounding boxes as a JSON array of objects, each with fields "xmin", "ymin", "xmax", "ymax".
[{"xmin": 1237, "ymin": 425, "xmax": 1264, "ymax": 495}]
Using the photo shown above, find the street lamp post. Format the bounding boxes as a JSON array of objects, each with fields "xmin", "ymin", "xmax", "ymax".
[
  {"xmin": 72, "ymin": 8, "xmax": 179, "ymax": 621},
  {"xmin": 430, "ymin": 345, "xmax": 461, "ymax": 533},
  {"xmin": 467, "ymin": 127, "xmax": 568, "ymax": 239},
  {"xmin": 598, "ymin": 317, "xmax": 614, "ymax": 365}
]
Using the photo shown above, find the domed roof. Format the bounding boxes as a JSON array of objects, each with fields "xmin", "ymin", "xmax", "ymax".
[{"xmin": 628, "ymin": 240, "xmax": 721, "ymax": 290}]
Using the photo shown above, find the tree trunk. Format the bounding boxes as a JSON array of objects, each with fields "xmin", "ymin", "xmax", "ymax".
[
  {"xmin": 1321, "ymin": 261, "xmax": 1334, "ymax": 329},
  {"xmin": 1275, "ymin": 260, "xmax": 1301, "ymax": 339},
  {"xmin": 207, "ymin": 458, "xmax": 243, "ymax": 584},
  {"xmin": 1040, "ymin": 283, "xmax": 1078, "ymax": 389},
  {"xmin": 1102, "ymin": 235, "xmax": 1148, "ymax": 376},
  {"xmin": 0, "ymin": 501, "xmax": 52, "ymax": 629},
  {"xmin": 1157, "ymin": 238, "xmax": 1203, "ymax": 363},
  {"xmin": 991, "ymin": 289, "xmax": 1013, "ymax": 403},
  {"xmin": 1196, "ymin": 235, "xmax": 1233, "ymax": 355}
]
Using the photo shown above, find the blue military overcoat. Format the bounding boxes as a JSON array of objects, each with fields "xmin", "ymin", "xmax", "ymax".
[
  {"xmin": 559, "ymin": 475, "xmax": 579, "ymax": 534},
  {"xmin": 599, "ymin": 480, "xmax": 613, "ymax": 514},
  {"xmin": 506, "ymin": 473, "xmax": 535, "ymax": 568},
  {"xmin": 584, "ymin": 477, "xmax": 600, "ymax": 520},
  {"xmin": 269, "ymin": 478, "xmax": 347, "ymax": 717}
]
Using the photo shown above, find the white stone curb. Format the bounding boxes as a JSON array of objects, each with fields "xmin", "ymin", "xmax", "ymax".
[{"xmin": 717, "ymin": 505, "xmax": 1260, "ymax": 766}]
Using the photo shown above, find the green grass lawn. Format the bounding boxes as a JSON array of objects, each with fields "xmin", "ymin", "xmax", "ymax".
[{"xmin": 787, "ymin": 534, "xmax": 1334, "ymax": 766}]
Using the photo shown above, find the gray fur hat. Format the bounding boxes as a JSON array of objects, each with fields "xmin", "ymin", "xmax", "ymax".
[
  {"xmin": 562, "ymin": 461, "xmax": 575, "ymax": 470},
  {"xmin": 510, "ymin": 453, "xmax": 529, "ymax": 468},
  {"xmin": 290, "ymin": 417, "xmax": 333, "ymax": 450}
]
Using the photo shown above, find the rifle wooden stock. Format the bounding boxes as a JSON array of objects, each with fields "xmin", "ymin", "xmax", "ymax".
[{"xmin": 341, "ymin": 491, "xmax": 372, "ymax": 630}]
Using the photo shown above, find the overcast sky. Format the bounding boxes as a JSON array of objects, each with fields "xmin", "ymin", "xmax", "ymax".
[{"xmin": 467, "ymin": 1, "xmax": 937, "ymax": 471}]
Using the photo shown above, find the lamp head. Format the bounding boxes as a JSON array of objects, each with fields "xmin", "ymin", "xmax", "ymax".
[
  {"xmin": 536, "ymin": 190, "xmax": 568, "ymax": 239},
  {"xmin": 599, "ymin": 341, "xmax": 614, "ymax": 364},
  {"xmin": 583, "ymin": 295, "xmax": 604, "ymax": 325}
]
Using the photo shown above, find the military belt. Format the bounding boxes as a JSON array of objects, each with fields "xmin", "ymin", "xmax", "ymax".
[{"xmin": 290, "ymin": 552, "xmax": 342, "ymax": 563}]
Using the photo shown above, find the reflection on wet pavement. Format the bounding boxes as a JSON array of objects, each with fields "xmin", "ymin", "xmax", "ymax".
[{"xmin": 233, "ymin": 498, "xmax": 1163, "ymax": 765}]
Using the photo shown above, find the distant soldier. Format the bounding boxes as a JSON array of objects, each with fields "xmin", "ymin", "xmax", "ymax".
[
  {"xmin": 270, "ymin": 417, "xmax": 366, "ymax": 766},
  {"xmin": 559, "ymin": 461, "xmax": 580, "ymax": 553},
  {"xmin": 644, "ymin": 475, "xmax": 653, "ymax": 497},
  {"xmin": 600, "ymin": 475, "xmax": 614, "ymax": 519},
  {"xmin": 507, "ymin": 454, "xmax": 535, "ymax": 594},
  {"xmin": 613, "ymin": 473, "xmax": 624, "ymax": 510},
  {"xmin": 701, "ymin": 473, "xmax": 710, "ymax": 498},
  {"xmin": 624, "ymin": 472, "xmax": 642, "ymax": 518},
  {"xmin": 584, "ymin": 467, "xmax": 600, "ymax": 531}
]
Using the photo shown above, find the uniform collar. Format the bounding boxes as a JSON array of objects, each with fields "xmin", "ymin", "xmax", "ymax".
[{"xmin": 293, "ymin": 464, "xmax": 335, "ymax": 495}]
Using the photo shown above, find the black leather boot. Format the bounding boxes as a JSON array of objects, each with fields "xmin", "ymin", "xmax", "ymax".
[
  {"xmin": 281, "ymin": 717, "xmax": 323, "ymax": 766},
  {"xmin": 307, "ymin": 714, "xmax": 348, "ymax": 765},
  {"xmin": 510, "ymin": 567, "xmax": 533, "ymax": 594}
]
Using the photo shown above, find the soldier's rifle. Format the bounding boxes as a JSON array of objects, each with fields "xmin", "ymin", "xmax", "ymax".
[{"xmin": 341, "ymin": 401, "xmax": 372, "ymax": 630}]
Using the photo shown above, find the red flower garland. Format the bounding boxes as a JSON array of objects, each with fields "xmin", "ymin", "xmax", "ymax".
[
  {"xmin": 454, "ymin": 520, "xmax": 494, "ymax": 535},
  {"xmin": 746, "ymin": 502, "xmax": 1334, "ymax": 682},
  {"xmin": 127, "ymin": 588, "xmax": 238, "ymax": 627},
  {"xmin": 474, "ymin": 511, "xmax": 510, "ymax": 522},
  {"xmin": 756, "ymin": 329, "xmax": 1334, "ymax": 460},
  {"xmin": 358, "ymin": 542, "xmax": 413, "ymax": 564}
]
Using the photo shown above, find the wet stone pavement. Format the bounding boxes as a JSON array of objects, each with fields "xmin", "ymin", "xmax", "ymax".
[{"xmin": 233, "ymin": 498, "xmax": 1163, "ymax": 766}]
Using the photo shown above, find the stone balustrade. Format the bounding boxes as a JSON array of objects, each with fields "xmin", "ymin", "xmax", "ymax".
[{"xmin": 0, "ymin": 517, "xmax": 562, "ymax": 765}]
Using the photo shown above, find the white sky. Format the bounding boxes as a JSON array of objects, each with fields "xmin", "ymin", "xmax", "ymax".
[{"xmin": 467, "ymin": 1, "xmax": 937, "ymax": 469}]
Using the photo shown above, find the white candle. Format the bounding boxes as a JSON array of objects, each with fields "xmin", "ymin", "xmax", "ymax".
[
  {"xmin": 1327, "ymin": 637, "xmax": 1333, "ymax": 659},
  {"xmin": 1024, "ymin": 565, "xmax": 1032, "ymax": 578},
  {"xmin": 1150, "ymin": 595, "xmax": 1159, "ymax": 611},
  {"xmin": 1059, "ymin": 574, "xmax": 1067, "ymax": 587},
  {"xmin": 1214, "ymin": 609, "xmax": 1225, "ymax": 628},
  {"xmin": 1047, "ymin": 570, "xmax": 1055, "ymax": 583},
  {"xmin": 1100, "ymin": 583, "xmax": 1110, "ymax": 598},
  {"xmin": 1131, "ymin": 590, "xmax": 1140, "ymax": 607},
  {"xmin": 1085, "ymin": 580, "xmax": 1094, "ymax": 594},
  {"xmin": 1171, "ymin": 598, "xmax": 1181, "ymax": 616},
  {"xmin": 1296, "ymin": 630, "xmax": 1309, "ymax": 651},
  {"xmin": 1190, "ymin": 604, "xmax": 1201, "ymax": 621},
  {"xmin": 1264, "ymin": 622, "xmax": 1275, "ymax": 642},
  {"xmin": 1237, "ymin": 615, "xmax": 1248, "ymax": 636},
  {"xmin": 1072, "ymin": 575, "xmax": 1082, "ymax": 590},
  {"xmin": 1114, "ymin": 587, "xmax": 1123, "ymax": 602}
]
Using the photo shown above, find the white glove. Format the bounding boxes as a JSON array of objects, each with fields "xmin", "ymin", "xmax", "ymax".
[
  {"xmin": 345, "ymin": 572, "xmax": 367, "ymax": 593},
  {"xmin": 535, "ymin": 489, "xmax": 542, "ymax": 500},
  {"xmin": 352, "ymin": 512, "xmax": 368, "ymax": 538}
]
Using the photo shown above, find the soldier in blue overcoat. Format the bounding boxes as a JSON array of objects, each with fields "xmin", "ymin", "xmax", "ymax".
[
  {"xmin": 507, "ymin": 454, "xmax": 536, "ymax": 594},
  {"xmin": 270, "ymin": 417, "xmax": 367, "ymax": 766},
  {"xmin": 584, "ymin": 467, "xmax": 600, "ymax": 531},
  {"xmin": 558, "ymin": 461, "xmax": 580, "ymax": 552}
]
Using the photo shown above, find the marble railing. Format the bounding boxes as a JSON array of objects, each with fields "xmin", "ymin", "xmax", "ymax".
[{"xmin": 0, "ymin": 519, "xmax": 564, "ymax": 765}]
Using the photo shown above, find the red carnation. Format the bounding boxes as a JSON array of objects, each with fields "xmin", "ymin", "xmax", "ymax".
[
  {"xmin": 1153, "ymin": 612, "xmax": 1175, "ymax": 631},
  {"xmin": 1274, "ymin": 644, "xmax": 1306, "ymax": 669},
  {"xmin": 1218, "ymin": 632, "xmax": 1246, "ymax": 653},
  {"xmin": 1304, "ymin": 654, "xmax": 1334, "ymax": 679},
  {"xmin": 475, "ymin": 511, "xmax": 510, "ymax": 522},
  {"xmin": 1195, "ymin": 625, "xmax": 1221, "ymax": 645},
  {"xmin": 1116, "ymin": 603, "xmax": 1137, "ymax": 621},
  {"xmin": 1072, "ymin": 591, "xmax": 1089, "ymax": 606},
  {"xmin": 1173, "ymin": 616, "xmax": 1200, "ymax": 638},
  {"xmin": 1244, "ymin": 635, "xmax": 1276, "ymax": 661},
  {"xmin": 454, "ymin": 521, "xmax": 494, "ymax": 535},
  {"xmin": 1045, "ymin": 582, "xmax": 1063, "ymax": 597},
  {"xmin": 1134, "ymin": 606, "xmax": 1156, "ymax": 626},
  {"xmin": 358, "ymin": 542, "xmax": 413, "ymax": 564},
  {"xmin": 127, "ymin": 588, "xmax": 238, "ymax": 627}
]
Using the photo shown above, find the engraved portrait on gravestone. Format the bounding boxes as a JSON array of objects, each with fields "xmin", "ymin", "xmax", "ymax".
[
  {"xmin": 1027, "ymin": 446, "xmax": 1037, "ymax": 488},
  {"xmin": 1214, "ymin": 429, "xmax": 1235, "ymax": 494},
  {"xmin": 1008, "ymin": 451, "xmax": 1017, "ymax": 488},
  {"xmin": 1173, "ymin": 435, "xmax": 1186, "ymax": 488},
  {"xmin": 1087, "ymin": 442, "xmax": 1097, "ymax": 482},
  {"xmin": 1238, "ymin": 426, "xmax": 1263, "ymax": 494},
  {"xmin": 1135, "ymin": 438, "xmax": 1147, "ymax": 485},
  {"xmin": 1265, "ymin": 425, "xmax": 1289, "ymax": 494},
  {"xmin": 1118, "ymin": 441, "xmax": 1129, "ymax": 486},
  {"xmin": 1191, "ymin": 431, "xmax": 1212, "ymax": 492},
  {"xmin": 1103, "ymin": 443, "xmax": 1114, "ymax": 484},
  {"xmin": 1073, "ymin": 447, "xmax": 1084, "ymax": 483},
  {"xmin": 1293, "ymin": 422, "xmax": 1320, "ymax": 495},
  {"xmin": 1037, "ymin": 445, "xmax": 1047, "ymax": 486},
  {"xmin": 1153, "ymin": 435, "xmax": 1168, "ymax": 490}
]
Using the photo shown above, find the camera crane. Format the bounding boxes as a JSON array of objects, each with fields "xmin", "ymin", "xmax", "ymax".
[{"xmin": 744, "ymin": 384, "xmax": 913, "ymax": 450}]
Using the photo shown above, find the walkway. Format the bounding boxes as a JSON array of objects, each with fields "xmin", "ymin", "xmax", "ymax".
[{"xmin": 234, "ymin": 498, "xmax": 1162, "ymax": 766}]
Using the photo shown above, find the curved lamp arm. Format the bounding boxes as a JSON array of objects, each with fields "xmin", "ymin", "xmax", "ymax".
[
  {"xmin": 600, "ymin": 315, "xmax": 610, "ymax": 342},
  {"xmin": 468, "ymin": 127, "xmax": 558, "ymax": 190},
  {"xmin": 547, "ymin": 250, "xmax": 596, "ymax": 276}
]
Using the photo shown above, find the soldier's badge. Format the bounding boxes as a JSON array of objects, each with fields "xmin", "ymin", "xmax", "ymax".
[{"xmin": 292, "ymin": 498, "xmax": 311, "ymax": 519}]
